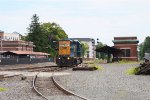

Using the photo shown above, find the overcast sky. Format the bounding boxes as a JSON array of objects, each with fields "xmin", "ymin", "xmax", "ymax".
[{"xmin": 0, "ymin": 0, "xmax": 150, "ymax": 46}]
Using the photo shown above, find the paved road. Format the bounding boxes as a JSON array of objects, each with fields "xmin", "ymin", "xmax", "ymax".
[{"xmin": 55, "ymin": 63, "xmax": 150, "ymax": 100}]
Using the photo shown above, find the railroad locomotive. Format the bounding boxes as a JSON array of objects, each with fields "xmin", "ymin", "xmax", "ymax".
[{"xmin": 56, "ymin": 39, "xmax": 82, "ymax": 66}]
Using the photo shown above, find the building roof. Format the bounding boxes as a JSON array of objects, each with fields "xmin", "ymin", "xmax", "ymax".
[
  {"xmin": 70, "ymin": 38, "xmax": 95, "ymax": 42},
  {"xmin": 95, "ymin": 45, "xmax": 122, "ymax": 54},
  {"xmin": 114, "ymin": 36, "xmax": 137, "ymax": 38},
  {"xmin": 0, "ymin": 30, "xmax": 4, "ymax": 33},
  {"xmin": 1, "ymin": 51, "xmax": 50, "ymax": 56},
  {"xmin": 12, "ymin": 31, "xmax": 23, "ymax": 36},
  {"xmin": 112, "ymin": 40, "xmax": 139, "ymax": 43}
]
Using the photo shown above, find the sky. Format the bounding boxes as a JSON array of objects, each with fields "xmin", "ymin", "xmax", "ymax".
[{"xmin": 0, "ymin": 0, "xmax": 150, "ymax": 46}]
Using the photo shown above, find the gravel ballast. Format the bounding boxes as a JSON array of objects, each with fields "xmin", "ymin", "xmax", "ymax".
[
  {"xmin": 55, "ymin": 63, "xmax": 150, "ymax": 100},
  {"xmin": 0, "ymin": 76, "xmax": 43, "ymax": 100},
  {"xmin": 1, "ymin": 63, "xmax": 150, "ymax": 100},
  {"xmin": 0, "ymin": 62, "xmax": 82, "ymax": 100}
]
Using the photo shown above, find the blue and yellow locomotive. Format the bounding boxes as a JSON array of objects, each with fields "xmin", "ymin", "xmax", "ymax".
[{"xmin": 56, "ymin": 39, "xmax": 82, "ymax": 66}]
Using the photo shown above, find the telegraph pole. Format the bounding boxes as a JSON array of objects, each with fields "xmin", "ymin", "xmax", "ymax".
[
  {"xmin": 97, "ymin": 38, "xmax": 100, "ymax": 59},
  {"xmin": 0, "ymin": 38, "xmax": 2, "ymax": 51}
]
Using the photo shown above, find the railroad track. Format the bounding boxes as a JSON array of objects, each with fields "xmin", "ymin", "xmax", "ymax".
[
  {"xmin": 32, "ymin": 68, "xmax": 89, "ymax": 100},
  {"xmin": 1, "ymin": 65, "xmax": 58, "ymax": 71}
]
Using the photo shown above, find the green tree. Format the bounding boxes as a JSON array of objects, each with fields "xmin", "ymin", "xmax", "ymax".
[
  {"xmin": 139, "ymin": 36, "xmax": 150, "ymax": 60},
  {"xmin": 81, "ymin": 42, "xmax": 89, "ymax": 58},
  {"xmin": 26, "ymin": 14, "xmax": 47, "ymax": 52},
  {"xmin": 139, "ymin": 43, "xmax": 144, "ymax": 60},
  {"xmin": 96, "ymin": 42, "xmax": 106, "ymax": 59},
  {"xmin": 26, "ymin": 14, "xmax": 68, "ymax": 57},
  {"xmin": 40, "ymin": 22, "xmax": 68, "ymax": 56}
]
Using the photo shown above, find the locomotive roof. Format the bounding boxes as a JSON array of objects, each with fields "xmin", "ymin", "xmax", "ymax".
[{"xmin": 59, "ymin": 39, "xmax": 81, "ymax": 44}]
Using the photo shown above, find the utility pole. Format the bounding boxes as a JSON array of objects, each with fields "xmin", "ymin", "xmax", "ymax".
[
  {"xmin": 97, "ymin": 38, "xmax": 100, "ymax": 59},
  {"xmin": 0, "ymin": 38, "xmax": 2, "ymax": 51}
]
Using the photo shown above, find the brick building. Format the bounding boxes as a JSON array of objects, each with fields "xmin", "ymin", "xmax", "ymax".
[
  {"xmin": 0, "ymin": 31, "xmax": 51, "ymax": 65},
  {"xmin": 0, "ymin": 31, "xmax": 34, "ymax": 53},
  {"xmin": 112, "ymin": 37, "xmax": 139, "ymax": 61}
]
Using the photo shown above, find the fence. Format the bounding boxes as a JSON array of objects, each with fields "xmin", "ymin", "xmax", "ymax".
[{"xmin": 0, "ymin": 58, "xmax": 54, "ymax": 65}]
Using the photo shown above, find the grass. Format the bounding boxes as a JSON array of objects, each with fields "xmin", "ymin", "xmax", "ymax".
[
  {"xmin": 125, "ymin": 67, "xmax": 140, "ymax": 75},
  {"xmin": 119, "ymin": 59, "xmax": 140, "ymax": 64},
  {"xmin": 83, "ymin": 60, "xmax": 104, "ymax": 70},
  {"xmin": 83, "ymin": 61, "xmax": 95, "ymax": 64},
  {"xmin": 90, "ymin": 64, "xmax": 104, "ymax": 70},
  {"xmin": 0, "ymin": 87, "xmax": 7, "ymax": 92}
]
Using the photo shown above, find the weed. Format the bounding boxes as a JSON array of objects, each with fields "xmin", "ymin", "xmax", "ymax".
[
  {"xmin": 125, "ymin": 67, "xmax": 140, "ymax": 75},
  {"xmin": 0, "ymin": 87, "xmax": 7, "ymax": 92}
]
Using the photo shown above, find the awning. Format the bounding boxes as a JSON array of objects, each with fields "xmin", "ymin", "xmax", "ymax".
[
  {"xmin": 95, "ymin": 45, "xmax": 122, "ymax": 54},
  {"xmin": 1, "ymin": 51, "xmax": 50, "ymax": 56}
]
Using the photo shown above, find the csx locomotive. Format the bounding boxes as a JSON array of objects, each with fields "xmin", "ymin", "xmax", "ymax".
[{"xmin": 56, "ymin": 39, "xmax": 82, "ymax": 66}]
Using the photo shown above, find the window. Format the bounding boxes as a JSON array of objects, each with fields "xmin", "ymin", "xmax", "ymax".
[{"xmin": 121, "ymin": 49, "xmax": 130, "ymax": 57}]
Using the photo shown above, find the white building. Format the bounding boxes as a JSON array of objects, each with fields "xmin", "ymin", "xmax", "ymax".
[
  {"xmin": 2, "ymin": 31, "xmax": 22, "ymax": 40},
  {"xmin": 70, "ymin": 38, "xmax": 96, "ymax": 59},
  {"xmin": 0, "ymin": 30, "xmax": 34, "ymax": 53}
]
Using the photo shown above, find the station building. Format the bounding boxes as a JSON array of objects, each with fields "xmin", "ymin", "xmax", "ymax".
[
  {"xmin": 0, "ymin": 30, "xmax": 49, "ymax": 59},
  {"xmin": 112, "ymin": 36, "xmax": 139, "ymax": 61}
]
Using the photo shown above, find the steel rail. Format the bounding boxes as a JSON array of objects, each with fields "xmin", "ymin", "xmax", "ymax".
[
  {"xmin": 51, "ymin": 71, "xmax": 89, "ymax": 100},
  {"xmin": 32, "ymin": 72, "xmax": 49, "ymax": 100},
  {"xmin": 32, "ymin": 67, "xmax": 90, "ymax": 100}
]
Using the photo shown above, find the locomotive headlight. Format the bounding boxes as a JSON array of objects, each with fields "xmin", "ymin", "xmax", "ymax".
[
  {"xmin": 58, "ymin": 57, "xmax": 60, "ymax": 59},
  {"xmin": 67, "ymin": 57, "xmax": 70, "ymax": 60}
]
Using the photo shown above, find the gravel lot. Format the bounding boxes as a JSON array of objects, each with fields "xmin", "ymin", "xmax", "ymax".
[
  {"xmin": 55, "ymin": 63, "xmax": 150, "ymax": 100},
  {"xmin": 0, "ymin": 76, "xmax": 43, "ymax": 100},
  {"xmin": 1, "ymin": 63, "xmax": 150, "ymax": 100},
  {"xmin": 0, "ymin": 62, "xmax": 80, "ymax": 100}
]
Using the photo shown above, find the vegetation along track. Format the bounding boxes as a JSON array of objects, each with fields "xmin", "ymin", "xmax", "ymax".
[{"xmin": 32, "ymin": 67, "xmax": 89, "ymax": 100}]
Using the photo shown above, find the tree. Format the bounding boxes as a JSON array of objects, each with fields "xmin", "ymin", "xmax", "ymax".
[
  {"xmin": 139, "ymin": 36, "xmax": 150, "ymax": 60},
  {"xmin": 26, "ymin": 14, "xmax": 68, "ymax": 57},
  {"xmin": 26, "ymin": 14, "xmax": 46, "ymax": 52},
  {"xmin": 81, "ymin": 42, "xmax": 89, "ymax": 58},
  {"xmin": 40, "ymin": 22, "xmax": 68, "ymax": 56},
  {"xmin": 139, "ymin": 43, "xmax": 144, "ymax": 60},
  {"xmin": 96, "ymin": 42, "xmax": 106, "ymax": 59}
]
